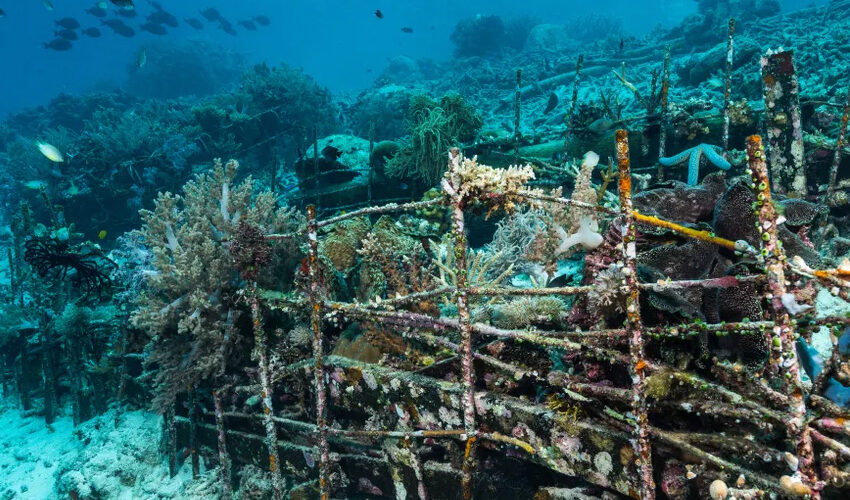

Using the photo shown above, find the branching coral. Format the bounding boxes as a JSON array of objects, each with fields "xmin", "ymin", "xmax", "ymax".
[
  {"xmin": 132, "ymin": 158, "xmax": 302, "ymax": 410},
  {"xmin": 440, "ymin": 154, "xmax": 535, "ymax": 217}
]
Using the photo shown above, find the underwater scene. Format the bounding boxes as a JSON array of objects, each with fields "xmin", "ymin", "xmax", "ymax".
[{"xmin": 3, "ymin": 0, "xmax": 850, "ymax": 498}]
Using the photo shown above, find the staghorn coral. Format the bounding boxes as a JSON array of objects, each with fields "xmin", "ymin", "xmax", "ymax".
[
  {"xmin": 442, "ymin": 153, "xmax": 535, "ymax": 217},
  {"xmin": 132, "ymin": 158, "xmax": 302, "ymax": 411}
]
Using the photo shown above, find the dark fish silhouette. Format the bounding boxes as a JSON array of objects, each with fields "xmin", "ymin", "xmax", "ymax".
[
  {"xmin": 401, "ymin": 27, "xmax": 413, "ymax": 33},
  {"xmin": 374, "ymin": 9, "xmax": 383, "ymax": 19},
  {"xmin": 219, "ymin": 20, "xmax": 237, "ymax": 36},
  {"xmin": 116, "ymin": 8, "xmax": 137, "ymax": 18},
  {"xmin": 56, "ymin": 17, "xmax": 80, "ymax": 29},
  {"xmin": 200, "ymin": 8, "xmax": 222, "ymax": 22},
  {"xmin": 101, "ymin": 19, "xmax": 135, "ymax": 36},
  {"xmin": 82, "ymin": 27, "xmax": 102, "ymax": 37},
  {"xmin": 322, "ymin": 145, "xmax": 342, "ymax": 161},
  {"xmin": 253, "ymin": 15, "xmax": 270, "ymax": 26},
  {"xmin": 544, "ymin": 92, "xmax": 558, "ymax": 114},
  {"xmin": 148, "ymin": 3, "xmax": 178, "ymax": 27},
  {"xmin": 85, "ymin": 6, "xmax": 107, "ymax": 17},
  {"xmin": 109, "ymin": 0, "xmax": 134, "ymax": 8},
  {"xmin": 140, "ymin": 22, "xmax": 167, "ymax": 35},
  {"xmin": 184, "ymin": 18, "xmax": 203, "ymax": 29},
  {"xmin": 55, "ymin": 29, "xmax": 79, "ymax": 41},
  {"xmin": 0, "ymin": 9, "xmax": 5, "ymax": 18},
  {"xmin": 44, "ymin": 38, "xmax": 72, "ymax": 51},
  {"xmin": 238, "ymin": 19, "xmax": 256, "ymax": 31}
]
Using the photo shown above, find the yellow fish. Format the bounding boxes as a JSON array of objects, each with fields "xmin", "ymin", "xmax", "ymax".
[
  {"xmin": 98, "ymin": 230, "xmax": 108, "ymax": 240},
  {"xmin": 37, "ymin": 142, "xmax": 64, "ymax": 162}
]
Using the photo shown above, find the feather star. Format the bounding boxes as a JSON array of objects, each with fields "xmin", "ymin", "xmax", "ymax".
[{"xmin": 659, "ymin": 144, "xmax": 731, "ymax": 185}]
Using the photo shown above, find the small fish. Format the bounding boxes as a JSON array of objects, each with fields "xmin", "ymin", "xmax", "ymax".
[
  {"xmin": 184, "ymin": 18, "xmax": 203, "ymax": 30},
  {"xmin": 43, "ymin": 38, "xmax": 72, "ymax": 51},
  {"xmin": 98, "ymin": 230, "xmax": 108, "ymax": 240},
  {"xmin": 116, "ymin": 8, "xmax": 137, "ymax": 18},
  {"xmin": 401, "ymin": 26, "xmax": 413, "ymax": 33},
  {"xmin": 109, "ymin": 0, "xmax": 134, "ymax": 8},
  {"xmin": 252, "ymin": 15, "xmax": 270, "ymax": 26},
  {"xmin": 544, "ymin": 92, "xmax": 559, "ymax": 114},
  {"xmin": 56, "ymin": 17, "xmax": 80, "ymax": 29},
  {"xmin": 219, "ymin": 20, "xmax": 237, "ymax": 36},
  {"xmin": 85, "ymin": 6, "xmax": 107, "ymax": 17},
  {"xmin": 37, "ymin": 142, "xmax": 64, "ymax": 162},
  {"xmin": 43, "ymin": 0, "xmax": 54, "ymax": 11},
  {"xmin": 147, "ymin": 7, "xmax": 178, "ymax": 27},
  {"xmin": 82, "ymin": 27, "xmax": 102, "ymax": 37},
  {"xmin": 200, "ymin": 8, "xmax": 222, "ymax": 22},
  {"xmin": 587, "ymin": 117, "xmax": 618, "ymax": 134},
  {"xmin": 619, "ymin": 38, "xmax": 624, "ymax": 52},
  {"xmin": 23, "ymin": 180, "xmax": 48, "ymax": 190},
  {"xmin": 137, "ymin": 48, "xmax": 146, "ymax": 68},
  {"xmin": 55, "ymin": 29, "xmax": 79, "ymax": 41},
  {"xmin": 374, "ymin": 9, "xmax": 383, "ymax": 19},
  {"xmin": 237, "ymin": 19, "xmax": 256, "ymax": 31},
  {"xmin": 0, "ymin": 9, "xmax": 5, "ymax": 18},
  {"xmin": 140, "ymin": 22, "xmax": 166, "ymax": 35}
]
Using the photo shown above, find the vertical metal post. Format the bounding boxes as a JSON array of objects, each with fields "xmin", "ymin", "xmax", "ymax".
[
  {"xmin": 368, "ymin": 120, "xmax": 375, "ymax": 204},
  {"xmin": 446, "ymin": 149, "xmax": 477, "ymax": 499},
  {"xmin": 616, "ymin": 130, "xmax": 654, "ymax": 499},
  {"xmin": 251, "ymin": 291, "xmax": 284, "ymax": 499},
  {"xmin": 564, "ymin": 55, "xmax": 584, "ymax": 159},
  {"xmin": 307, "ymin": 205, "xmax": 330, "ymax": 499},
  {"xmin": 746, "ymin": 135, "xmax": 818, "ymax": 496},
  {"xmin": 760, "ymin": 50, "xmax": 806, "ymax": 197},
  {"xmin": 188, "ymin": 386, "xmax": 200, "ymax": 478},
  {"xmin": 313, "ymin": 126, "xmax": 320, "ymax": 212},
  {"xmin": 722, "ymin": 18, "xmax": 736, "ymax": 157},
  {"xmin": 165, "ymin": 405, "xmax": 177, "ymax": 477},
  {"xmin": 657, "ymin": 46, "xmax": 671, "ymax": 181},
  {"xmin": 213, "ymin": 388, "xmax": 232, "ymax": 499},
  {"xmin": 514, "ymin": 69, "xmax": 522, "ymax": 164},
  {"xmin": 827, "ymin": 88, "xmax": 850, "ymax": 202}
]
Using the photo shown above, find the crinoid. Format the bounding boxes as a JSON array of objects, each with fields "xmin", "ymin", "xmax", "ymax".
[{"xmin": 24, "ymin": 236, "xmax": 116, "ymax": 298}]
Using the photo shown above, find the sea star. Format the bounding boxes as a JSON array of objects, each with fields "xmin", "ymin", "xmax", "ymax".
[{"xmin": 659, "ymin": 144, "xmax": 731, "ymax": 185}]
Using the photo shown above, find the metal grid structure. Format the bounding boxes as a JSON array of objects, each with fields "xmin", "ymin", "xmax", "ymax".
[{"xmin": 164, "ymin": 129, "xmax": 850, "ymax": 500}]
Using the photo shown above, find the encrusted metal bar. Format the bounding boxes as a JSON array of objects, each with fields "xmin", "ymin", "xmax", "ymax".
[
  {"xmin": 307, "ymin": 205, "xmax": 331, "ymax": 499},
  {"xmin": 188, "ymin": 386, "xmax": 199, "ymax": 478},
  {"xmin": 827, "ymin": 87, "xmax": 850, "ymax": 203},
  {"xmin": 658, "ymin": 45, "xmax": 671, "ymax": 180},
  {"xmin": 251, "ymin": 290, "xmax": 284, "ymax": 500},
  {"xmin": 746, "ymin": 135, "xmax": 819, "ymax": 497},
  {"xmin": 760, "ymin": 50, "xmax": 807, "ymax": 197},
  {"xmin": 616, "ymin": 129, "xmax": 655, "ymax": 499},
  {"xmin": 514, "ymin": 68, "xmax": 522, "ymax": 163},
  {"xmin": 165, "ymin": 405, "xmax": 177, "ymax": 477},
  {"xmin": 563, "ymin": 54, "xmax": 583, "ymax": 156},
  {"xmin": 446, "ymin": 149, "xmax": 478, "ymax": 499},
  {"xmin": 212, "ymin": 387, "xmax": 232, "ymax": 499},
  {"xmin": 722, "ymin": 18, "xmax": 736, "ymax": 156}
]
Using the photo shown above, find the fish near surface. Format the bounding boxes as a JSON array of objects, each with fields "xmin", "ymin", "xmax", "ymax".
[
  {"xmin": 56, "ymin": 17, "xmax": 80, "ymax": 29},
  {"xmin": 238, "ymin": 19, "xmax": 257, "ymax": 31},
  {"xmin": 140, "ymin": 22, "xmax": 167, "ymax": 35},
  {"xmin": 253, "ymin": 15, "xmax": 270, "ymax": 26},
  {"xmin": 44, "ymin": 38, "xmax": 72, "ymax": 51},
  {"xmin": 109, "ymin": 0, "xmax": 134, "ymax": 8},
  {"xmin": 82, "ymin": 27, "xmax": 101, "ymax": 37},
  {"xmin": 55, "ymin": 29, "xmax": 79, "ymax": 41},
  {"xmin": 184, "ymin": 18, "xmax": 203, "ymax": 29}
]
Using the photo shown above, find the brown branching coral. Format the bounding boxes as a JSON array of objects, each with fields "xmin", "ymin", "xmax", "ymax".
[{"xmin": 132, "ymin": 158, "xmax": 302, "ymax": 410}]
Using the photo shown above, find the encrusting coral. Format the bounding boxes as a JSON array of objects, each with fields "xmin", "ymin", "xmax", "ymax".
[{"xmin": 131, "ymin": 158, "xmax": 302, "ymax": 410}]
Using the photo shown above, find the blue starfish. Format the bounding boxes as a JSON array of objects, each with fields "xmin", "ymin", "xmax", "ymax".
[{"xmin": 659, "ymin": 144, "xmax": 731, "ymax": 185}]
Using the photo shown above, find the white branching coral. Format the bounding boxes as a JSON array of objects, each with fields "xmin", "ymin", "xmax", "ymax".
[
  {"xmin": 441, "ymin": 153, "xmax": 536, "ymax": 217},
  {"xmin": 132, "ymin": 158, "xmax": 303, "ymax": 410}
]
